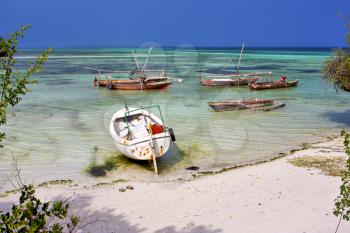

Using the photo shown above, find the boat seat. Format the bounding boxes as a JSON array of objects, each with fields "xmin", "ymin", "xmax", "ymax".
[
  {"xmin": 130, "ymin": 123, "xmax": 149, "ymax": 138},
  {"xmin": 115, "ymin": 115, "xmax": 155, "ymax": 140},
  {"xmin": 119, "ymin": 127, "xmax": 129, "ymax": 138}
]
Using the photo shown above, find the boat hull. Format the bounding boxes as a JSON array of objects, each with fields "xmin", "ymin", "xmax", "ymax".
[
  {"xmin": 112, "ymin": 133, "xmax": 171, "ymax": 160},
  {"xmin": 109, "ymin": 108, "xmax": 171, "ymax": 160},
  {"xmin": 96, "ymin": 77, "xmax": 169, "ymax": 87},
  {"xmin": 208, "ymin": 98, "xmax": 274, "ymax": 111},
  {"xmin": 108, "ymin": 81, "xmax": 173, "ymax": 90},
  {"xmin": 253, "ymin": 102, "xmax": 286, "ymax": 111},
  {"xmin": 249, "ymin": 80, "xmax": 299, "ymax": 90},
  {"xmin": 97, "ymin": 80, "xmax": 119, "ymax": 87},
  {"xmin": 200, "ymin": 77, "xmax": 259, "ymax": 86}
]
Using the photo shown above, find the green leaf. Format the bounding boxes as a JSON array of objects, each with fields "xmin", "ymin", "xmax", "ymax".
[{"xmin": 0, "ymin": 25, "xmax": 51, "ymax": 146}]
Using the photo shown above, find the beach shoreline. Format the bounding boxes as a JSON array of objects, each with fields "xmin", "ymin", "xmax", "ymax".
[
  {"xmin": 1, "ymin": 134, "xmax": 349, "ymax": 232},
  {"xmin": 0, "ymin": 133, "xmax": 340, "ymax": 193}
]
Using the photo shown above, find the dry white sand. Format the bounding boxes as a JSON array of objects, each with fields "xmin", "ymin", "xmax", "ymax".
[{"xmin": 1, "ymin": 137, "xmax": 350, "ymax": 233}]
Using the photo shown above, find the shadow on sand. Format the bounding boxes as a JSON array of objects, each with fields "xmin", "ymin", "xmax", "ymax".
[{"xmin": 1, "ymin": 192, "xmax": 222, "ymax": 233}]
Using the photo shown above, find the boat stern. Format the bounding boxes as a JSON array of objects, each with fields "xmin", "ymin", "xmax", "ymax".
[{"xmin": 115, "ymin": 133, "xmax": 171, "ymax": 160}]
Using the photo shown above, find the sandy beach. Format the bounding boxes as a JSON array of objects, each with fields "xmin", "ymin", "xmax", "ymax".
[{"xmin": 1, "ymin": 136, "xmax": 349, "ymax": 233}]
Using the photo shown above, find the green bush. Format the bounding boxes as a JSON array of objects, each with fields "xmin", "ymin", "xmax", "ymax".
[
  {"xmin": 0, "ymin": 185, "xmax": 81, "ymax": 232},
  {"xmin": 0, "ymin": 25, "xmax": 51, "ymax": 146},
  {"xmin": 322, "ymin": 23, "xmax": 350, "ymax": 92},
  {"xmin": 334, "ymin": 130, "xmax": 350, "ymax": 231},
  {"xmin": 0, "ymin": 26, "xmax": 84, "ymax": 232}
]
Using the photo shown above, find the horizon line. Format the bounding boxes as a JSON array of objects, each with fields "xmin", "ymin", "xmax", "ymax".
[{"xmin": 17, "ymin": 46, "xmax": 346, "ymax": 50}]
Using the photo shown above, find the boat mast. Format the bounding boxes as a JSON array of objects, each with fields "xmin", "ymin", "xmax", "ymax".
[
  {"xmin": 219, "ymin": 57, "xmax": 236, "ymax": 75},
  {"xmin": 141, "ymin": 47, "xmax": 153, "ymax": 77},
  {"xmin": 132, "ymin": 49, "xmax": 140, "ymax": 70},
  {"xmin": 236, "ymin": 43, "xmax": 245, "ymax": 74}
]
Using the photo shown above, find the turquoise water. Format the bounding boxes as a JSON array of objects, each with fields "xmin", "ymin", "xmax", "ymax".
[{"xmin": 1, "ymin": 47, "xmax": 350, "ymax": 187}]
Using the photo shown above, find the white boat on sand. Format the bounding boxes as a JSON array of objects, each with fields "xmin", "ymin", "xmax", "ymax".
[{"xmin": 109, "ymin": 104, "xmax": 175, "ymax": 174}]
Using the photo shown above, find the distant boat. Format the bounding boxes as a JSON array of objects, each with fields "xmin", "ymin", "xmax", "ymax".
[
  {"xmin": 87, "ymin": 47, "xmax": 182, "ymax": 90},
  {"xmin": 200, "ymin": 44, "xmax": 272, "ymax": 86},
  {"xmin": 208, "ymin": 98, "xmax": 285, "ymax": 112},
  {"xmin": 109, "ymin": 104, "xmax": 175, "ymax": 174},
  {"xmin": 253, "ymin": 102, "xmax": 286, "ymax": 111},
  {"xmin": 200, "ymin": 76, "xmax": 259, "ymax": 86},
  {"xmin": 249, "ymin": 80, "xmax": 299, "ymax": 90},
  {"xmin": 106, "ymin": 79, "xmax": 173, "ymax": 90},
  {"xmin": 208, "ymin": 98, "xmax": 274, "ymax": 111},
  {"xmin": 97, "ymin": 76, "xmax": 168, "ymax": 87}
]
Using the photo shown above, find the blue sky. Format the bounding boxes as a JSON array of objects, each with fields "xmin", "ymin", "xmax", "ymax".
[{"xmin": 1, "ymin": 0, "xmax": 350, "ymax": 48}]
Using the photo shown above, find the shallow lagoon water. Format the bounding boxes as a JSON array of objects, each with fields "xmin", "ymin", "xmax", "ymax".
[{"xmin": 1, "ymin": 48, "xmax": 350, "ymax": 188}]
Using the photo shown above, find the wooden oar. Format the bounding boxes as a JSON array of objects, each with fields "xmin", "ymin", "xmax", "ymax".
[
  {"xmin": 140, "ymin": 105, "xmax": 158, "ymax": 174},
  {"xmin": 147, "ymin": 123, "xmax": 158, "ymax": 175}
]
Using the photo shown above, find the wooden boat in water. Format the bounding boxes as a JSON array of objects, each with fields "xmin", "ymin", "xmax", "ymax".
[
  {"xmin": 88, "ymin": 47, "xmax": 181, "ymax": 90},
  {"xmin": 97, "ymin": 77, "xmax": 168, "ymax": 87},
  {"xmin": 200, "ymin": 44, "xmax": 272, "ymax": 86},
  {"xmin": 109, "ymin": 105, "xmax": 175, "ymax": 174},
  {"xmin": 208, "ymin": 98, "xmax": 274, "ymax": 111},
  {"xmin": 107, "ymin": 80, "xmax": 173, "ymax": 90},
  {"xmin": 253, "ymin": 102, "xmax": 286, "ymax": 111},
  {"xmin": 249, "ymin": 80, "xmax": 299, "ymax": 90},
  {"xmin": 200, "ymin": 77, "xmax": 260, "ymax": 86}
]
